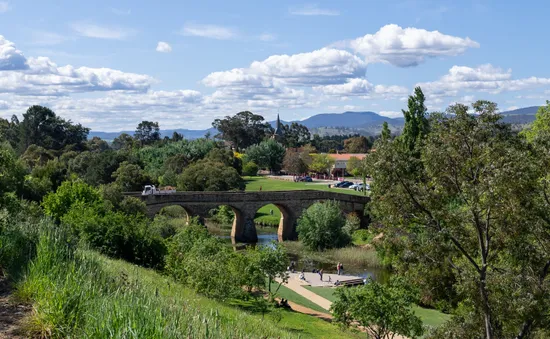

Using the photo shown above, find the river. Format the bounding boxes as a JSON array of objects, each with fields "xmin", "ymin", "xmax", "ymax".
[{"xmin": 217, "ymin": 232, "xmax": 389, "ymax": 282}]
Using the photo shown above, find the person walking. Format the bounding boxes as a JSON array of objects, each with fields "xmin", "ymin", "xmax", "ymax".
[
  {"xmin": 319, "ymin": 269, "xmax": 323, "ymax": 281},
  {"xmin": 337, "ymin": 262, "xmax": 341, "ymax": 275}
]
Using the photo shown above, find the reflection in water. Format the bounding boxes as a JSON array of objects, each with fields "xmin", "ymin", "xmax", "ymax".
[{"xmin": 218, "ymin": 232, "xmax": 390, "ymax": 283}]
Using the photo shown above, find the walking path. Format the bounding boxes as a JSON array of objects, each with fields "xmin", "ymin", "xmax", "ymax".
[{"xmin": 0, "ymin": 278, "xmax": 30, "ymax": 339}]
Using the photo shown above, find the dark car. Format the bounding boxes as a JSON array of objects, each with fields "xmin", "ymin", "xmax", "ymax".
[
  {"xmin": 340, "ymin": 181, "xmax": 354, "ymax": 188},
  {"xmin": 304, "ymin": 176, "xmax": 313, "ymax": 182},
  {"xmin": 334, "ymin": 181, "xmax": 352, "ymax": 188}
]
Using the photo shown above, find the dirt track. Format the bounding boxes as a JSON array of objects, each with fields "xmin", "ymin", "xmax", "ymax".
[{"xmin": 0, "ymin": 277, "xmax": 29, "ymax": 339}]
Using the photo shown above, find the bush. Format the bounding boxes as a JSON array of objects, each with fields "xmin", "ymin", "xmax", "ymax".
[
  {"xmin": 209, "ymin": 205, "xmax": 235, "ymax": 226},
  {"xmin": 178, "ymin": 160, "xmax": 244, "ymax": 191},
  {"xmin": 42, "ymin": 180, "xmax": 102, "ymax": 222},
  {"xmin": 242, "ymin": 162, "xmax": 259, "ymax": 176},
  {"xmin": 297, "ymin": 201, "xmax": 351, "ymax": 251}
]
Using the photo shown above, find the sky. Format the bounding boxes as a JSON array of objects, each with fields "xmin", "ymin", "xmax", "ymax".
[{"xmin": 0, "ymin": 0, "xmax": 549, "ymax": 132}]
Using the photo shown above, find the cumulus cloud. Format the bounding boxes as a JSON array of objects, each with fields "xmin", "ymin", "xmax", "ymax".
[
  {"xmin": 0, "ymin": 38, "xmax": 155, "ymax": 96},
  {"xmin": 289, "ymin": 4, "xmax": 339, "ymax": 16},
  {"xmin": 0, "ymin": 2, "xmax": 9, "ymax": 13},
  {"xmin": 156, "ymin": 41, "xmax": 172, "ymax": 53},
  {"xmin": 313, "ymin": 78, "xmax": 408, "ymax": 98},
  {"xmin": 341, "ymin": 24, "xmax": 479, "ymax": 67},
  {"xmin": 181, "ymin": 23, "xmax": 237, "ymax": 40},
  {"xmin": 203, "ymin": 48, "xmax": 367, "ymax": 88},
  {"xmin": 0, "ymin": 35, "xmax": 28, "ymax": 70},
  {"xmin": 419, "ymin": 64, "xmax": 550, "ymax": 98},
  {"xmin": 71, "ymin": 22, "xmax": 135, "ymax": 40}
]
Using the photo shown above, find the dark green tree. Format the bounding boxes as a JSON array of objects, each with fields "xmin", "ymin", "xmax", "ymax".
[
  {"xmin": 401, "ymin": 87, "xmax": 428, "ymax": 151},
  {"xmin": 344, "ymin": 136, "xmax": 370, "ymax": 153},
  {"xmin": 112, "ymin": 161, "xmax": 149, "ymax": 191},
  {"xmin": 212, "ymin": 111, "xmax": 273, "ymax": 150},
  {"xmin": 381, "ymin": 121, "xmax": 391, "ymax": 141},
  {"xmin": 178, "ymin": 160, "xmax": 244, "ymax": 191},
  {"xmin": 283, "ymin": 150, "xmax": 311, "ymax": 174},
  {"xmin": 112, "ymin": 133, "xmax": 135, "ymax": 150},
  {"xmin": 134, "ymin": 121, "xmax": 160, "ymax": 145},
  {"xmin": 246, "ymin": 139, "xmax": 286, "ymax": 173},
  {"xmin": 282, "ymin": 122, "xmax": 310, "ymax": 148},
  {"xmin": 297, "ymin": 201, "xmax": 351, "ymax": 250},
  {"xmin": 368, "ymin": 100, "xmax": 550, "ymax": 338}
]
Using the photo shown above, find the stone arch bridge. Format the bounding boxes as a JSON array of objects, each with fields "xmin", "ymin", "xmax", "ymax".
[{"xmin": 127, "ymin": 190, "xmax": 370, "ymax": 243}]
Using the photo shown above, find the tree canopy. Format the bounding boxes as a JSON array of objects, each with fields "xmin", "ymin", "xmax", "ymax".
[{"xmin": 212, "ymin": 111, "xmax": 273, "ymax": 150}]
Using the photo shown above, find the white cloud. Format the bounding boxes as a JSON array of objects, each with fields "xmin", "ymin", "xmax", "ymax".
[
  {"xmin": 507, "ymin": 106, "xmax": 519, "ymax": 111},
  {"xmin": 341, "ymin": 24, "xmax": 479, "ymax": 67},
  {"xmin": 0, "ymin": 2, "xmax": 9, "ymax": 13},
  {"xmin": 289, "ymin": 4, "xmax": 340, "ymax": 16},
  {"xmin": 156, "ymin": 41, "xmax": 172, "ymax": 53},
  {"xmin": 71, "ymin": 22, "xmax": 135, "ymax": 40},
  {"xmin": 379, "ymin": 111, "xmax": 403, "ymax": 118},
  {"xmin": 418, "ymin": 64, "xmax": 550, "ymax": 98},
  {"xmin": 259, "ymin": 33, "xmax": 276, "ymax": 42},
  {"xmin": 0, "ymin": 100, "xmax": 8, "ymax": 110},
  {"xmin": 180, "ymin": 23, "xmax": 237, "ymax": 40},
  {"xmin": 313, "ymin": 78, "xmax": 408, "ymax": 98},
  {"xmin": 0, "ymin": 35, "xmax": 28, "ymax": 70},
  {"xmin": 203, "ymin": 48, "xmax": 367, "ymax": 88}
]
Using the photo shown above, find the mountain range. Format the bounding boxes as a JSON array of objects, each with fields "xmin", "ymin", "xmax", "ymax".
[{"xmin": 88, "ymin": 106, "xmax": 541, "ymax": 141}]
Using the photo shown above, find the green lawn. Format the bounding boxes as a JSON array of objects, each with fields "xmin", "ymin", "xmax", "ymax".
[
  {"xmin": 269, "ymin": 281, "xmax": 329, "ymax": 314},
  {"xmin": 303, "ymin": 286, "xmax": 452, "ymax": 329},
  {"xmin": 245, "ymin": 176, "xmax": 368, "ymax": 197}
]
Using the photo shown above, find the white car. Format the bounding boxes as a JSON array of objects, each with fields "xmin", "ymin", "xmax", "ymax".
[
  {"xmin": 354, "ymin": 183, "xmax": 371, "ymax": 191},
  {"xmin": 348, "ymin": 183, "xmax": 361, "ymax": 190}
]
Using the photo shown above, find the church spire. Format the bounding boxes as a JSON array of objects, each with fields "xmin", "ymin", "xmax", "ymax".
[{"xmin": 272, "ymin": 111, "xmax": 284, "ymax": 140}]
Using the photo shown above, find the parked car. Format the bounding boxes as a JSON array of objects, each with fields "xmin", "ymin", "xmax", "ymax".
[
  {"xmin": 355, "ymin": 183, "xmax": 371, "ymax": 191},
  {"xmin": 304, "ymin": 176, "xmax": 313, "ymax": 182},
  {"xmin": 334, "ymin": 181, "xmax": 352, "ymax": 188},
  {"xmin": 296, "ymin": 176, "xmax": 313, "ymax": 182},
  {"xmin": 349, "ymin": 183, "xmax": 361, "ymax": 190}
]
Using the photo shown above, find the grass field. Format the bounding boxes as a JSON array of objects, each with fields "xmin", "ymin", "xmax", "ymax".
[
  {"xmin": 303, "ymin": 286, "xmax": 452, "ymax": 330},
  {"xmin": 245, "ymin": 176, "xmax": 368, "ymax": 197}
]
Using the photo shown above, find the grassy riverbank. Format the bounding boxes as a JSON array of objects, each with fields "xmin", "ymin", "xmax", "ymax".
[{"xmin": 245, "ymin": 176, "xmax": 369, "ymax": 197}]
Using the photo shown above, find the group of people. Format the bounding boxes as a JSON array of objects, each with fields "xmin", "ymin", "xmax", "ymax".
[
  {"xmin": 336, "ymin": 262, "xmax": 344, "ymax": 275},
  {"xmin": 276, "ymin": 298, "xmax": 291, "ymax": 309},
  {"xmin": 291, "ymin": 262, "xmax": 345, "ymax": 283}
]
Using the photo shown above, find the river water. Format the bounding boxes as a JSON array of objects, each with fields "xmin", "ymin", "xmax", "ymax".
[{"xmin": 217, "ymin": 232, "xmax": 389, "ymax": 282}]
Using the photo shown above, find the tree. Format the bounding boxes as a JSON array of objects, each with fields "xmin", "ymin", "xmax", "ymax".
[
  {"xmin": 248, "ymin": 243, "xmax": 289, "ymax": 297},
  {"xmin": 134, "ymin": 121, "xmax": 160, "ymax": 145},
  {"xmin": 112, "ymin": 133, "xmax": 135, "ymax": 150},
  {"xmin": 242, "ymin": 162, "xmax": 259, "ymax": 176},
  {"xmin": 282, "ymin": 122, "xmax": 310, "ymax": 148},
  {"xmin": 87, "ymin": 136, "xmax": 110, "ymax": 152},
  {"xmin": 297, "ymin": 201, "xmax": 351, "ymax": 250},
  {"xmin": 331, "ymin": 278, "xmax": 424, "ymax": 339},
  {"xmin": 283, "ymin": 150, "xmax": 311, "ymax": 175},
  {"xmin": 112, "ymin": 161, "xmax": 149, "ymax": 191},
  {"xmin": 42, "ymin": 180, "xmax": 102, "ymax": 221},
  {"xmin": 171, "ymin": 131, "xmax": 184, "ymax": 142},
  {"xmin": 246, "ymin": 139, "xmax": 286, "ymax": 173},
  {"xmin": 368, "ymin": 100, "xmax": 550, "ymax": 337},
  {"xmin": 19, "ymin": 105, "xmax": 89, "ymax": 152},
  {"xmin": 401, "ymin": 87, "xmax": 428, "ymax": 151},
  {"xmin": 206, "ymin": 148, "xmax": 242, "ymax": 174},
  {"xmin": 522, "ymin": 100, "xmax": 550, "ymax": 145},
  {"xmin": 381, "ymin": 121, "xmax": 391, "ymax": 141},
  {"xmin": 309, "ymin": 154, "xmax": 335, "ymax": 174},
  {"xmin": 212, "ymin": 111, "xmax": 273, "ymax": 150},
  {"xmin": 178, "ymin": 160, "xmax": 244, "ymax": 191},
  {"xmin": 346, "ymin": 156, "xmax": 369, "ymax": 196},
  {"xmin": 344, "ymin": 136, "xmax": 370, "ymax": 153}
]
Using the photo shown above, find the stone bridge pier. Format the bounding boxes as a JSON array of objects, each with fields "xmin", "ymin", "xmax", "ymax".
[{"xmin": 133, "ymin": 191, "xmax": 370, "ymax": 243}]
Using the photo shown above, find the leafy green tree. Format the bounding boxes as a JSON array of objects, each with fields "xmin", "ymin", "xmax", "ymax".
[
  {"xmin": 401, "ymin": 87, "xmax": 428, "ymax": 151},
  {"xmin": 20, "ymin": 144, "xmax": 55, "ymax": 169},
  {"xmin": 309, "ymin": 154, "xmax": 335, "ymax": 174},
  {"xmin": 112, "ymin": 161, "xmax": 149, "ymax": 191},
  {"xmin": 344, "ymin": 136, "xmax": 370, "ymax": 153},
  {"xmin": 242, "ymin": 161, "xmax": 259, "ymax": 176},
  {"xmin": 297, "ymin": 201, "xmax": 350, "ymax": 250},
  {"xmin": 523, "ymin": 100, "xmax": 550, "ymax": 145},
  {"xmin": 283, "ymin": 150, "xmax": 311, "ymax": 174},
  {"xmin": 119, "ymin": 196, "xmax": 147, "ymax": 216},
  {"xmin": 134, "ymin": 121, "xmax": 160, "ymax": 145},
  {"xmin": 171, "ymin": 131, "xmax": 184, "ymax": 141},
  {"xmin": 331, "ymin": 278, "xmax": 424, "ymax": 339},
  {"xmin": 112, "ymin": 133, "xmax": 135, "ymax": 150},
  {"xmin": 346, "ymin": 156, "xmax": 369, "ymax": 195},
  {"xmin": 19, "ymin": 105, "xmax": 89, "ymax": 152},
  {"xmin": 0, "ymin": 115, "xmax": 20, "ymax": 149},
  {"xmin": 282, "ymin": 122, "xmax": 310, "ymax": 148},
  {"xmin": 87, "ymin": 136, "xmax": 110, "ymax": 152},
  {"xmin": 246, "ymin": 139, "xmax": 286, "ymax": 173},
  {"xmin": 206, "ymin": 148, "xmax": 242, "ymax": 174},
  {"xmin": 0, "ymin": 146, "xmax": 25, "ymax": 196},
  {"xmin": 178, "ymin": 160, "xmax": 244, "ymax": 191},
  {"xmin": 368, "ymin": 100, "xmax": 550, "ymax": 337},
  {"xmin": 42, "ymin": 180, "xmax": 102, "ymax": 221},
  {"xmin": 248, "ymin": 243, "xmax": 289, "ymax": 296},
  {"xmin": 209, "ymin": 205, "xmax": 235, "ymax": 225},
  {"xmin": 212, "ymin": 111, "xmax": 273, "ymax": 150},
  {"xmin": 381, "ymin": 121, "xmax": 391, "ymax": 141}
]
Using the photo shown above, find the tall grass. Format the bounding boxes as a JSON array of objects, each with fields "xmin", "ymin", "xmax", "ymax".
[{"xmin": 7, "ymin": 221, "xmax": 303, "ymax": 338}]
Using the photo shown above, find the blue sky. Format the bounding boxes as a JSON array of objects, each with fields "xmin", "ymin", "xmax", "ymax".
[{"xmin": 0, "ymin": 0, "xmax": 549, "ymax": 131}]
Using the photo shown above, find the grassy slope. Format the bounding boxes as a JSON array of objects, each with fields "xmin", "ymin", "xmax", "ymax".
[
  {"xmin": 99, "ymin": 255, "xmax": 360, "ymax": 339},
  {"xmin": 303, "ymin": 286, "xmax": 451, "ymax": 329}
]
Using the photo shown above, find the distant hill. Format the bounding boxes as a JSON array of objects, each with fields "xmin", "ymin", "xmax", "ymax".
[{"xmin": 88, "ymin": 106, "xmax": 542, "ymax": 140}]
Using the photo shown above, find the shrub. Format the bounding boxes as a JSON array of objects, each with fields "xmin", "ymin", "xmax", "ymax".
[
  {"xmin": 297, "ymin": 200, "xmax": 351, "ymax": 251},
  {"xmin": 242, "ymin": 162, "xmax": 259, "ymax": 176},
  {"xmin": 42, "ymin": 180, "xmax": 102, "ymax": 222},
  {"xmin": 178, "ymin": 160, "xmax": 244, "ymax": 191},
  {"xmin": 209, "ymin": 205, "xmax": 235, "ymax": 226}
]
